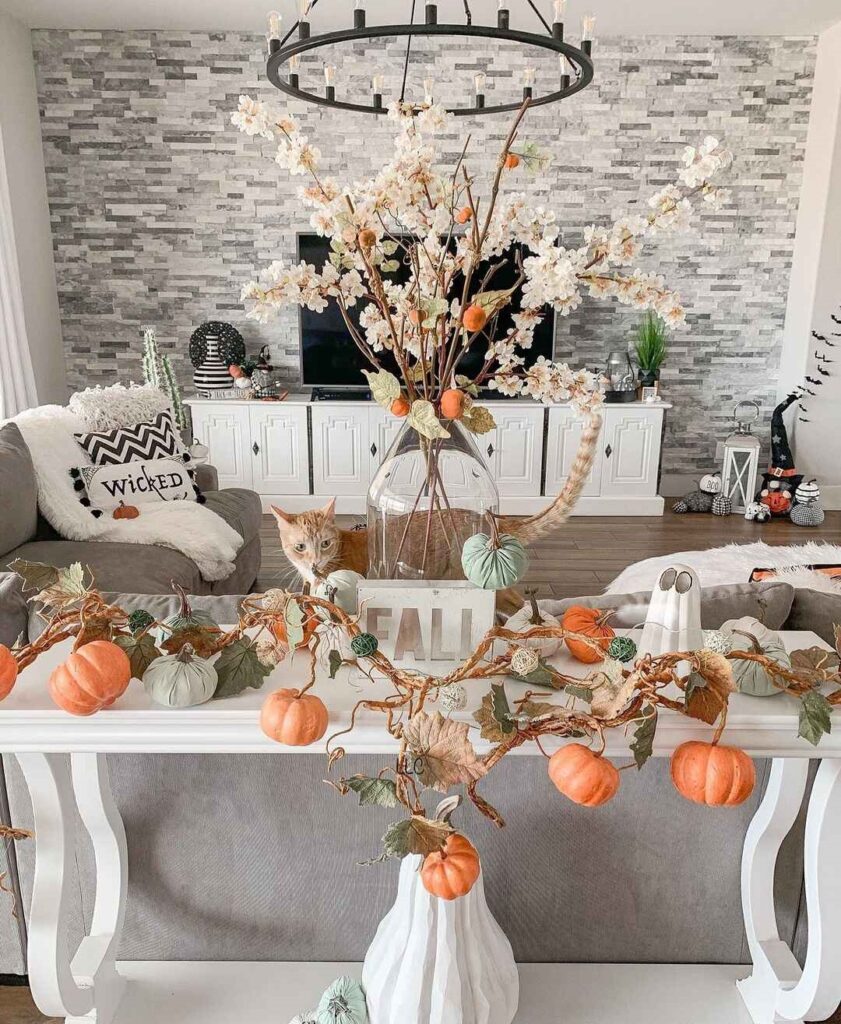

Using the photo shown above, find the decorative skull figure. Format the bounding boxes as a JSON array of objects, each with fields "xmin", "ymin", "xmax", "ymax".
[{"xmin": 744, "ymin": 501, "xmax": 770, "ymax": 523}]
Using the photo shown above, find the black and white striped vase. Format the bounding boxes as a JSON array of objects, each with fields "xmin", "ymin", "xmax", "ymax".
[{"xmin": 192, "ymin": 337, "xmax": 233, "ymax": 392}]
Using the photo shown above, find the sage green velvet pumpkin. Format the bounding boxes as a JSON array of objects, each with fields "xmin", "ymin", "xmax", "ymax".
[
  {"xmin": 461, "ymin": 532, "xmax": 528, "ymax": 590},
  {"xmin": 143, "ymin": 644, "xmax": 218, "ymax": 708},
  {"xmin": 720, "ymin": 616, "xmax": 790, "ymax": 697},
  {"xmin": 313, "ymin": 570, "xmax": 364, "ymax": 615}
]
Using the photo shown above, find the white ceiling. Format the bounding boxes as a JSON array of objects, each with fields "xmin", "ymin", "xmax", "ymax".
[{"xmin": 0, "ymin": 0, "xmax": 839, "ymax": 35}]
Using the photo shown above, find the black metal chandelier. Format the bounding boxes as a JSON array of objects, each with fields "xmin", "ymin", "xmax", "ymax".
[{"xmin": 264, "ymin": 1, "xmax": 595, "ymax": 117}]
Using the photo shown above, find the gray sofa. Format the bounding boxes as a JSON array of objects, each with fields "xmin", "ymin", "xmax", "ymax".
[
  {"xmin": 1, "ymin": 583, "xmax": 834, "ymax": 975},
  {"xmin": 0, "ymin": 420, "xmax": 262, "ymax": 596}
]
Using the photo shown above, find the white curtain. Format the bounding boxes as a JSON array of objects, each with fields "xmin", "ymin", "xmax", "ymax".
[{"xmin": 0, "ymin": 122, "xmax": 38, "ymax": 419}]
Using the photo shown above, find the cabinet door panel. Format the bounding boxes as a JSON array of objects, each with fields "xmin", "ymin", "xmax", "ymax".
[
  {"xmin": 601, "ymin": 407, "xmax": 663, "ymax": 498},
  {"xmin": 368, "ymin": 408, "xmax": 402, "ymax": 477},
  {"xmin": 189, "ymin": 405, "xmax": 252, "ymax": 490},
  {"xmin": 249, "ymin": 405, "xmax": 309, "ymax": 494},
  {"xmin": 311, "ymin": 407, "xmax": 369, "ymax": 495},
  {"xmin": 481, "ymin": 406, "xmax": 544, "ymax": 497},
  {"xmin": 545, "ymin": 408, "xmax": 603, "ymax": 497}
]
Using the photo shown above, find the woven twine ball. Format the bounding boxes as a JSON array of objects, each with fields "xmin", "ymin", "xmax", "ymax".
[
  {"xmin": 607, "ymin": 636, "xmax": 638, "ymax": 663},
  {"xmin": 712, "ymin": 494, "xmax": 733, "ymax": 516},
  {"xmin": 350, "ymin": 633, "xmax": 379, "ymax": 658},
  {"xmin": 439, "ymin": 683, "xmax": 468, "ymax": 714},
  {"xmin": 702, "ymin": 629, "xmax": 732, "ymax": 655},
  {"xmin": 510, "ymin": 646, "xmax": 540, "ymax": 676}
]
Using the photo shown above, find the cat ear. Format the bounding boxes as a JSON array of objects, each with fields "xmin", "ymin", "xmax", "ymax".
[
  {"xmin": 320, "ymin": 497, "xmax": 336, "ymax": 521},
  {"xmin": 271, "ymin": 505, "xmax": 294, "ymax": 530}
]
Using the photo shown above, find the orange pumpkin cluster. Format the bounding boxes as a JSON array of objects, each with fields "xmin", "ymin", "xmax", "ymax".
[{"xmin": 561, "ymin": 605, "xmax": 615, "ymax": 663}]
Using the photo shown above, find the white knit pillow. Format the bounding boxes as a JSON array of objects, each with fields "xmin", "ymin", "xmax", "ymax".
[{"xmin": 69, "ymin": 383, "xmax": 173, "ymax": 431}]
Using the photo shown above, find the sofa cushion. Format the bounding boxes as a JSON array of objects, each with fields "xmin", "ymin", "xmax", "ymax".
[
  {"xmin": 5, "ymin": 540, "xmax": 204, "ymax": 597},
  {"xmin": 785, "ymin": 589, "xmax": 841, "ymax": 646},
  {"xmin": 0, "ymin": 423, "xmax": 38, "ymax": 556},
  {"xmin": 542, "ymin": 580, "xmax": 795, "ymax": 631},
  {"xmin": 0, "ymin": 573, "xmax": 28, "ymax": 647},
  {"xmin": 203, "ymin": 488, "xmax": 262, "ymax": 542}
]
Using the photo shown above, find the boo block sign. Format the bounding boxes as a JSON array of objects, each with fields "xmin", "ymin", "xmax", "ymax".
[{"xmin": 357, "ymin": 580, "xmax": 496, "ymax": 671}]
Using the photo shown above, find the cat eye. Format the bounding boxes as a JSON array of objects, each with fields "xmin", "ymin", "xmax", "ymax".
[
  {"xmin": 294, "ymin": 543, "xmax": 306, "ymax": 552},
  {"xmin": 321, "ymin": 539, "xmax": 332, "ymax": 548}
]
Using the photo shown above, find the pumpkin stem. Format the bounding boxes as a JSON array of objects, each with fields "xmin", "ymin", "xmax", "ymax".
[
  {"xmin": 731, "ymin": 628, "xmax": 762, "ymax": 655},
  {"xmin": 170, "ymin": 580, "xmax": 191, "ymax": 620},
  {"xmin": 525, "ymin": 587, "xmax": 542, "ymax": 626},
  {"xmin": 487, "ymin": 512, "xmax": 501, "ymax": 549},
  {"xmin": 175, "ymin": 643, "xmax": 195, "ymax": 664}
]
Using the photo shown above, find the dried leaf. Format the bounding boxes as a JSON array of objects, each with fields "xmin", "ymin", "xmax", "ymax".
[
  {"xmin": 790, "ymin": 646, "xmax": 840, "ymax": 682},
  {"xmin": 344, "ymin": 776, "xmax": 399, "ymax": 808},
  {"xmin": 471, "ymin": 288, "xmax": 514, "ymax": 317},
  {"xmin": 408, "ymin": 399, "xmax": 450, "ymax": 441},
  {"xmin": 511, "ymin": 659, "xmax": 564, "ymax": 690},
  {"xmin": 799, "ymin": 690, "xmax": 832, "ymax": 747},
  {"xmin": 685, "ymin": 649, "xmax": 735, "ymax": 726},
  {"xmin": 508, "ymin": 699, "xmax": 565, "ymax": 724},
  {"xmin": 382, "ymin": 815, "xmax": 454, "ymax": 859},
  {"xmin": 114, "ymin": 632, "xmax": 161, "ymax": 680},
  {"xmin": 328, "ymin": 649, "xmax": 343, "ymax": 679},
  {"xmin": 474, "ymin": 692, "xmax": 508, "ymax": 742},
  {"xmin": 284, "ymin": 599, "xmax": 305, "ymax": 650},
  {"xmin": 212, "ymin": 637, "xmax": 272, "ymax": 699},
  {"xmin": 630, "ymin": 708, "xmax": 657, "ymax": 769},
  {"xmin": 9, "ymin": 559, "xmax": 60, "ymax": 594},
  {"xmin": 565, "ymin": 682, "xmax": 594, "ymax": 702},
  {"xmin": 363, "ymin": 368, "xmax": 401, "ymax": 409},
  {"xmin": 461, "ymin": 405, "xmax": 496, "ymax": 436},
  {"xmin": 161, "ymin": 624, "xmax": 221, "ymax": 658},
  {"xmin": 590, "ymin": 666, "xmax": 636, "ymax": 719},
  {"xmin": 75, "ymin": 614, "xmax": 118, "ymax": 647},
  {"xmin": 491, "ymin": 683, "xmax": 515, "ymax": 735},
  {"xmin": 36, "ymin": 563, "xmax": 89, "ymax": 609},
  {"xmin": 835, "ymin": 624, "xmax": 841, "ymax": 659},
  {"xmin": 403, "ymin": 710, "xmax": 487, "ymax": 792}
]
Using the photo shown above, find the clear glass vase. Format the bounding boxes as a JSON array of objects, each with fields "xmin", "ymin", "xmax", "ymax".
[{"xmin": 367, "ymin": 420, "xmax": 499, "ymax": 581}]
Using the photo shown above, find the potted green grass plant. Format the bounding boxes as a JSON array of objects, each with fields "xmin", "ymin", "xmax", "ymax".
[{"xmin": 634, "ymin": 311, "xmax": 668, "ymax": 391}]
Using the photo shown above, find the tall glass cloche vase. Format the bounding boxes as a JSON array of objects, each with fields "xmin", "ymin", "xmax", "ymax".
[{"xmin": 367, "ymin": 420, "xmax": 499, "ymax": 581}]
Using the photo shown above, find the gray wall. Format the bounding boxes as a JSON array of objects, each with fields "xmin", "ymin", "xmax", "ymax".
[{"xmin": 32, "ymin": 30, "xmax": 815, "ymax": 477}]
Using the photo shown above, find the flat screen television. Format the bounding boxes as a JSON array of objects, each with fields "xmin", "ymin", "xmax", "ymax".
[{"xmin": 297, "ymin": 233, "xmax": 555, "ymax": 389}]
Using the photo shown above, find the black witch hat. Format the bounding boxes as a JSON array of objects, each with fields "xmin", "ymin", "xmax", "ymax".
[{"xmin": 758, "ymin": 392, "xmax": 802, "ymax": 496}]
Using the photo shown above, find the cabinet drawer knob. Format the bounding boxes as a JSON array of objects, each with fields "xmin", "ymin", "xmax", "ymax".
[
  {"xmin": 252, "ymin": 442, "xmax": 259, "ymax": 455},
  {"xmin": 370, "ymin": 442, "xmax": 377, "ymax": 457},
  {"xmin": 487, "ymin": 443, "xmax": 495, "ymax": 457},
  {"xmin": 605, "ymin": 443, "xmax": 612, "ymax": 458}
]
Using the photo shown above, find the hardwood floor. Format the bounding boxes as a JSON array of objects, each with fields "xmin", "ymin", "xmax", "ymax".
[{"xmin": 257, "ymin": 508, "xmax": 841, "ymax": 599}]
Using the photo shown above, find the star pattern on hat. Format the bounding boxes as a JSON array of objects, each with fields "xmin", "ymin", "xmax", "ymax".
[{"xmin": 772, "ymin": 434, "xmax": 782, "ymax": 444}]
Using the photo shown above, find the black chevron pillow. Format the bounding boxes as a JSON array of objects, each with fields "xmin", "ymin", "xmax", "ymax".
[{"xmin": 75, "ymin": 411, "xmax": 190, "ymax": 467}]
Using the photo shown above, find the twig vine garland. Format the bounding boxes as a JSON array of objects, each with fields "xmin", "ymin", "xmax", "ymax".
[{"xmin": 4, "ymin": 561, "xmax": 841, "ymax": 870}]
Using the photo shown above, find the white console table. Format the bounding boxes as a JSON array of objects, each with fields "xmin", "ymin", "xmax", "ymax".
[
  {"xmin": 1, "ymin": 630, "xmax": 837, "ymax": 1024},
  {"xmin": 186, "ymin": 396, "xmax": 671, "ymax": 517}
]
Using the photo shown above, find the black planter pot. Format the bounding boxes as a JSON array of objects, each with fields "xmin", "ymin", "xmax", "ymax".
[{"xmin": 637, "ymin": 368, "xmax": 661, "ymax": 387}]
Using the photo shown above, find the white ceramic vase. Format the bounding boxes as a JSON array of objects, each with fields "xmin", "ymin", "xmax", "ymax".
[
  {"xmin": 362, "ymin": 855, "xmax": 519, "ymax": 1024},
  {"xmin": 638, "ymin": 563, "xmax": 704, "ymax": 660}
]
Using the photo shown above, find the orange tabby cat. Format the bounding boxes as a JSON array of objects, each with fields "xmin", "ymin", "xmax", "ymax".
[{"xmin": 272, "ymin": 412, "xmax": 602, "ymax": 604}]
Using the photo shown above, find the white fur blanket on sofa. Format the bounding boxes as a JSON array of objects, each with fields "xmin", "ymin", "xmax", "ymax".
[
  {"xmin": 14, "ymin": 405, "xmax": 242, "ymax": 582},
  {"xmin": 607, "ymin": 541, "xmax": 841, "ymax": 594}
]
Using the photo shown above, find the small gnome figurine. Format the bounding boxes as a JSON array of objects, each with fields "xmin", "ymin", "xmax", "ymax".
[{"xmin": 757, "ymin": 394, "xmax": 803, "ymax": 517}]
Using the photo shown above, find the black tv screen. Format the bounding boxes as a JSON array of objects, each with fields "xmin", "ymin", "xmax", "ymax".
[{"xmin": 297, "ymin": 234, "xmax": 555, "ymax": 388}]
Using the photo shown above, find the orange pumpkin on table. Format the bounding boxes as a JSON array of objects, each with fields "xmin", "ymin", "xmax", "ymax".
[
  {"xmin": 260, "ymin": 688, "xmax": 328, "ymax": 746},
  {"xmin": 0, "ymin": 645, "xmax": 19, "ymax": 700},
  {"xmin": 548, "ymin": 743, "xmax": 620, "ymax": 806},
  {"xmin": 562, "ymin": 606, "xmax": 615, "ymax": 663},
  {"xmin": 421, "ymin": 833, "xmax": 481, "ymax": 900},
  {"xmin": 49, "ymin": 640, "xmax": 132, "ymax": 716},
  {"xmin": 670, "ymin": 741, "xmax": 755, "ymax": 806}
]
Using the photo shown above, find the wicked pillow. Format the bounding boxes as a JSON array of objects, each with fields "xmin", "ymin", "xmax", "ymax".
[
  {"xmin": 70, "ymin": 457, "xmax": 203, "ymax": 516},
  {"xmin": 74, "ymin": 410, "xmax": 189, "ymax": 467}
]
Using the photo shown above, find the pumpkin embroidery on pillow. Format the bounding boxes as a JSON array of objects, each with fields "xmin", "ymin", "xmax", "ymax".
[{"xmin": 70, "ymin": 457, "xmax": 202, "ymax": 516}]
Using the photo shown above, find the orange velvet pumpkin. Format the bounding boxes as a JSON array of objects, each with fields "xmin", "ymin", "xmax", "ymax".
[
  {"xmin": 421, "ymin": 833, "xmax": 481, "ymax": 901},
  {"xmin": 562, "ymin": 606, "xmax": 615, "ymax": 663},
  {"xmin": 0, "ymin": 645, "xmax": 19, "ymax": 701},
  {"xmin": 462, "ymin": 304, "xmax": 488, "ymax": 333},
  {"xmin": 440, "ymin": 389, "xmax": 465, "ymax": 420},
  {"xmin": 48, "ymin": 641, "xmax": 132, "ymax": 716},
  {"xmin": 670, "ymin": 741, "xmax": 756, "ymax": 806},
  {"xmin": 455, "ymin": 206, "xmax": 473, "ymax": 224},
  {"xmin": 391, "ymin": 396, "xmax": 411, "ymax": 418},
  {"xmin": 260, "ymin": 688, "xmax": 329, "ymax": 746},
  {"xmin": 548, "ymin": 743, "xmax": 620, "ymax": 806},
  {"xmin": 504, "ymin": 152, "xmax": 520, "ymax": 169}
]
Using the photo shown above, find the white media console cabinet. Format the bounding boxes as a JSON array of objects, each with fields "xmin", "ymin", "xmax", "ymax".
[{"xmin": 186, "ymin": 396, "xmax": 671, "ymax": 516}]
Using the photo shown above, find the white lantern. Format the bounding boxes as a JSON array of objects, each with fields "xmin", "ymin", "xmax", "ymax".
[{"xmin": 720, "ymin": 401, "xmax": 762, "ymax": 514}]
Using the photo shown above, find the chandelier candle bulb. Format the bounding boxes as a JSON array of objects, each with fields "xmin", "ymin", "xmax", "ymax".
[
  {"xmin": 552, "ymin": 0, "xmax": 566, "ymax": 39},
  {"xmin": 288, "ymin": 53, "xmax": 299, "ymax": 89},
  {"xmin": 474, "ymin": 71, "xmax": 486, "ymax": 109},
  {"xmin": 523, "ymin": 66, "xmax": 535, "ymax": 100},
  {"xmin": 297, "ymin": 0, "xmax": 310, "ymax": 38},
  {"xmin": 559, "ymin": 53, "xmax": 571, "ymax": 90},
  {"xmin": 372, "ymin": 72, "xmax": 384, "ymax": 109},
  {"xmin": 425, "ymin": 2, "xmax": 437, "ymax": 25},
  {"xmin": 324, "ymin": 64, "xmax": 336, "ymax": 101},
  {"xmin": 423, "ymin": 76, "xmax": 435, "ymax": 104},
  {"xmin": 497, "ymin": 0, "xmax": 510, "ymax": 30},
  {"xmin": 267, "ymin": 10, "xmax": 281, "ymax": 52},
  {"xmin": 354, "ymin": 0, "xmax": 365, "ymax": 29},
  {"xmin": 581, "ymin": 13, "xmax": 595, "ymax": 54}
]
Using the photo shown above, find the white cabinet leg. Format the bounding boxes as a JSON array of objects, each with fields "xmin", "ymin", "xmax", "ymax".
[
  {"xmin": 16, "ymin": 753, "xmax": 127, "ymax": 1024},
  {"xmin": 738, "ymin": 758, "xmax": 841, "ymax": 1024}
]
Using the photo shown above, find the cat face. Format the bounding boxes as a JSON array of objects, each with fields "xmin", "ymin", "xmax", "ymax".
[{"xmin": 271, "ymin": 498, "xmax": 340, "ymax": 583}]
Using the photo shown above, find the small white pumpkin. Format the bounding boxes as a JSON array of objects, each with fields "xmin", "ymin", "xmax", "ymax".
[
  {"xmin": 143, "ymin": 644, "xmax": 217, "ymax": 708},
  {"xmin": 313, "ymin": 570, "xmax": 365, "ymax": 615},
  {"xmin": 699, "ymin": 472, "xmax": 722, "ymax": 494},
  {"xmin": 794, "ymin": 479, "xmax": 821, "ymax": 505},
  {"xmin": 503, "ymin": 591, "xmax": 561, "ymax": 657}
]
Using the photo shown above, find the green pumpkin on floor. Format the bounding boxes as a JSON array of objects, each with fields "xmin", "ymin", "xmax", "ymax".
[{"xmin": 720, "ymin": 616, "xmax": 790, "ymax": 697}]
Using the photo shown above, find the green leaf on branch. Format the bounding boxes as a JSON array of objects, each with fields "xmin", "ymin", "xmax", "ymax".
[
  {"xmin": 511, "ymin": 659, "xmax": 564, "ymax": 690},
  {"xmin": 284, "ymin": 599, "xmax": 305, "ymax": 650},
  {"xmin": 455, "ymin": 375, "xmax": 480, "ymax": 398},
  {"xmin": 344, "ymin": 776, "xmax": 399, "ymax": 808},
  {"xmin": 630, "ymin": 708, "xmax": 657, "ymax": 769},
  {"xmin": 461, "ymin": 405, "xmax": 496, "ymax": 435},
  {"xmin": 213, "ymin": 637, "xmax": 272, "ymax": 699},
  {"xmin": 382, "ymin": 815, "xmax": 454, "ymax": 859},
  {"xmin": 418, "ymin": 297, "xmax": 449, "ymax": 328},
  {"xmin": 799, "ymin": 690, "xmax": 832, "ymax": 747},
  {"xmin": 381, "ymin": 240, "xmax": 398, "ymax": 256},
  {"xmin": 19, "ymin": 562, "xmax": 90, "ymax": 609},
  {"xmin": 471, "ymin": 288, "xmax": 515, "ymax": 317},
  {"xmin": 408, "ymin": 400, "xmax": 450, "ymax": 440},
  {"xmin": 328, "ymin": 649, "xmax": 343, "ymax": 679},
  {"xmin": 9, "ymin": 559, "xmax": 60, "ymax": 594},
  {"xmin": 491, "ymin": 682, "xmax": 515, "ymax": 736},
  {"xmin": 114, "ymin": 632, "xmax": 161, "ymax": 680},
  {"xmin": 565, "ymin": 683, "xmax": 594, "ymax": 702},
  {"xmin": 363, "ymin": 369, "xmax": 401, "ymax": 409},
  {"xmin": 475, "ymin": 691, "xmax": 508, "ymax": 742}
]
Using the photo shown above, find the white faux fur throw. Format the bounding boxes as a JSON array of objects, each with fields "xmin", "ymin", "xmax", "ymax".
[
  {"xmin": 607, "ymin": 541, "xmax": 841, "ymax": 595},
  {"xmin": 14, "ymin": 405, "xmax": 242, "ymax": 582}
]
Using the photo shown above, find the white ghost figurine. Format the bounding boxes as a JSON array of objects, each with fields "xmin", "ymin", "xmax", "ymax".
[{"xmin": 639, "ymin": 564, "xmax": 704, "ymax": 660}]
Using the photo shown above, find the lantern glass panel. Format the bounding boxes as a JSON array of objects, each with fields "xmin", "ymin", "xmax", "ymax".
[{"xmin": 721, "ymin": 438, "xmax": 760, "ymax": 513}]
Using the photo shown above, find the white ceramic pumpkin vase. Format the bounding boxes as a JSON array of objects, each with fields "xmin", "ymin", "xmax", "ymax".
[{"xmin": 362, "ymin": 854, "xmax": 519, "ymax": 1024}]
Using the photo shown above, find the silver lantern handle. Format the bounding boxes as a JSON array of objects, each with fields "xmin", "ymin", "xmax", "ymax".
[{"xmin": 734, "ymin": 400, "xmax": 761, "ymax": 434}]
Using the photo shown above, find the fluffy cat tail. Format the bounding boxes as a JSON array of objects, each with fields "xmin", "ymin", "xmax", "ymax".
[{"xmin": 498, "ymin": 411, "xmax": 603, "ymax": 544}]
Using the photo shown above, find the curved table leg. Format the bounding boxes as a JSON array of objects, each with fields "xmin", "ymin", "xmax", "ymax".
[
  {"xmin": 16, "ymin": 753, "xmax": 127, "ymax": 1024},
  {"xmin": 738, "ymin": 757, "xmax": 841, "ymax": 1024}
]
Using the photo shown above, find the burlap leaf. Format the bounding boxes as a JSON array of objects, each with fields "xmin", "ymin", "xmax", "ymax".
[
  {"xmin": 790, "ymin": 646, "xmax": 840, "ymax": 682},
  {"xmin": 382, "ymin": 815, "xmax": 454, "ymax": 859},
  {"xmin": 403, "ymin": 710, "xmax": 487, "ymax": 791},
  {"xmin": 590, "ymin": 666, "xmax": 637, "ymax": 720},
  {"xmin": 344, "ymin": 776, "xmax": 399, "ymax": 808},
  {"xmin": 685, "ymin": 650, "xmax": 735, "ymax": 726},
  {"xmin": 799, "ymin": 690, "xmax": 832, "ymax": 747},
  {"xmin": 630, "ymin": 708, "xmax": 657, "ymax": 769}
]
